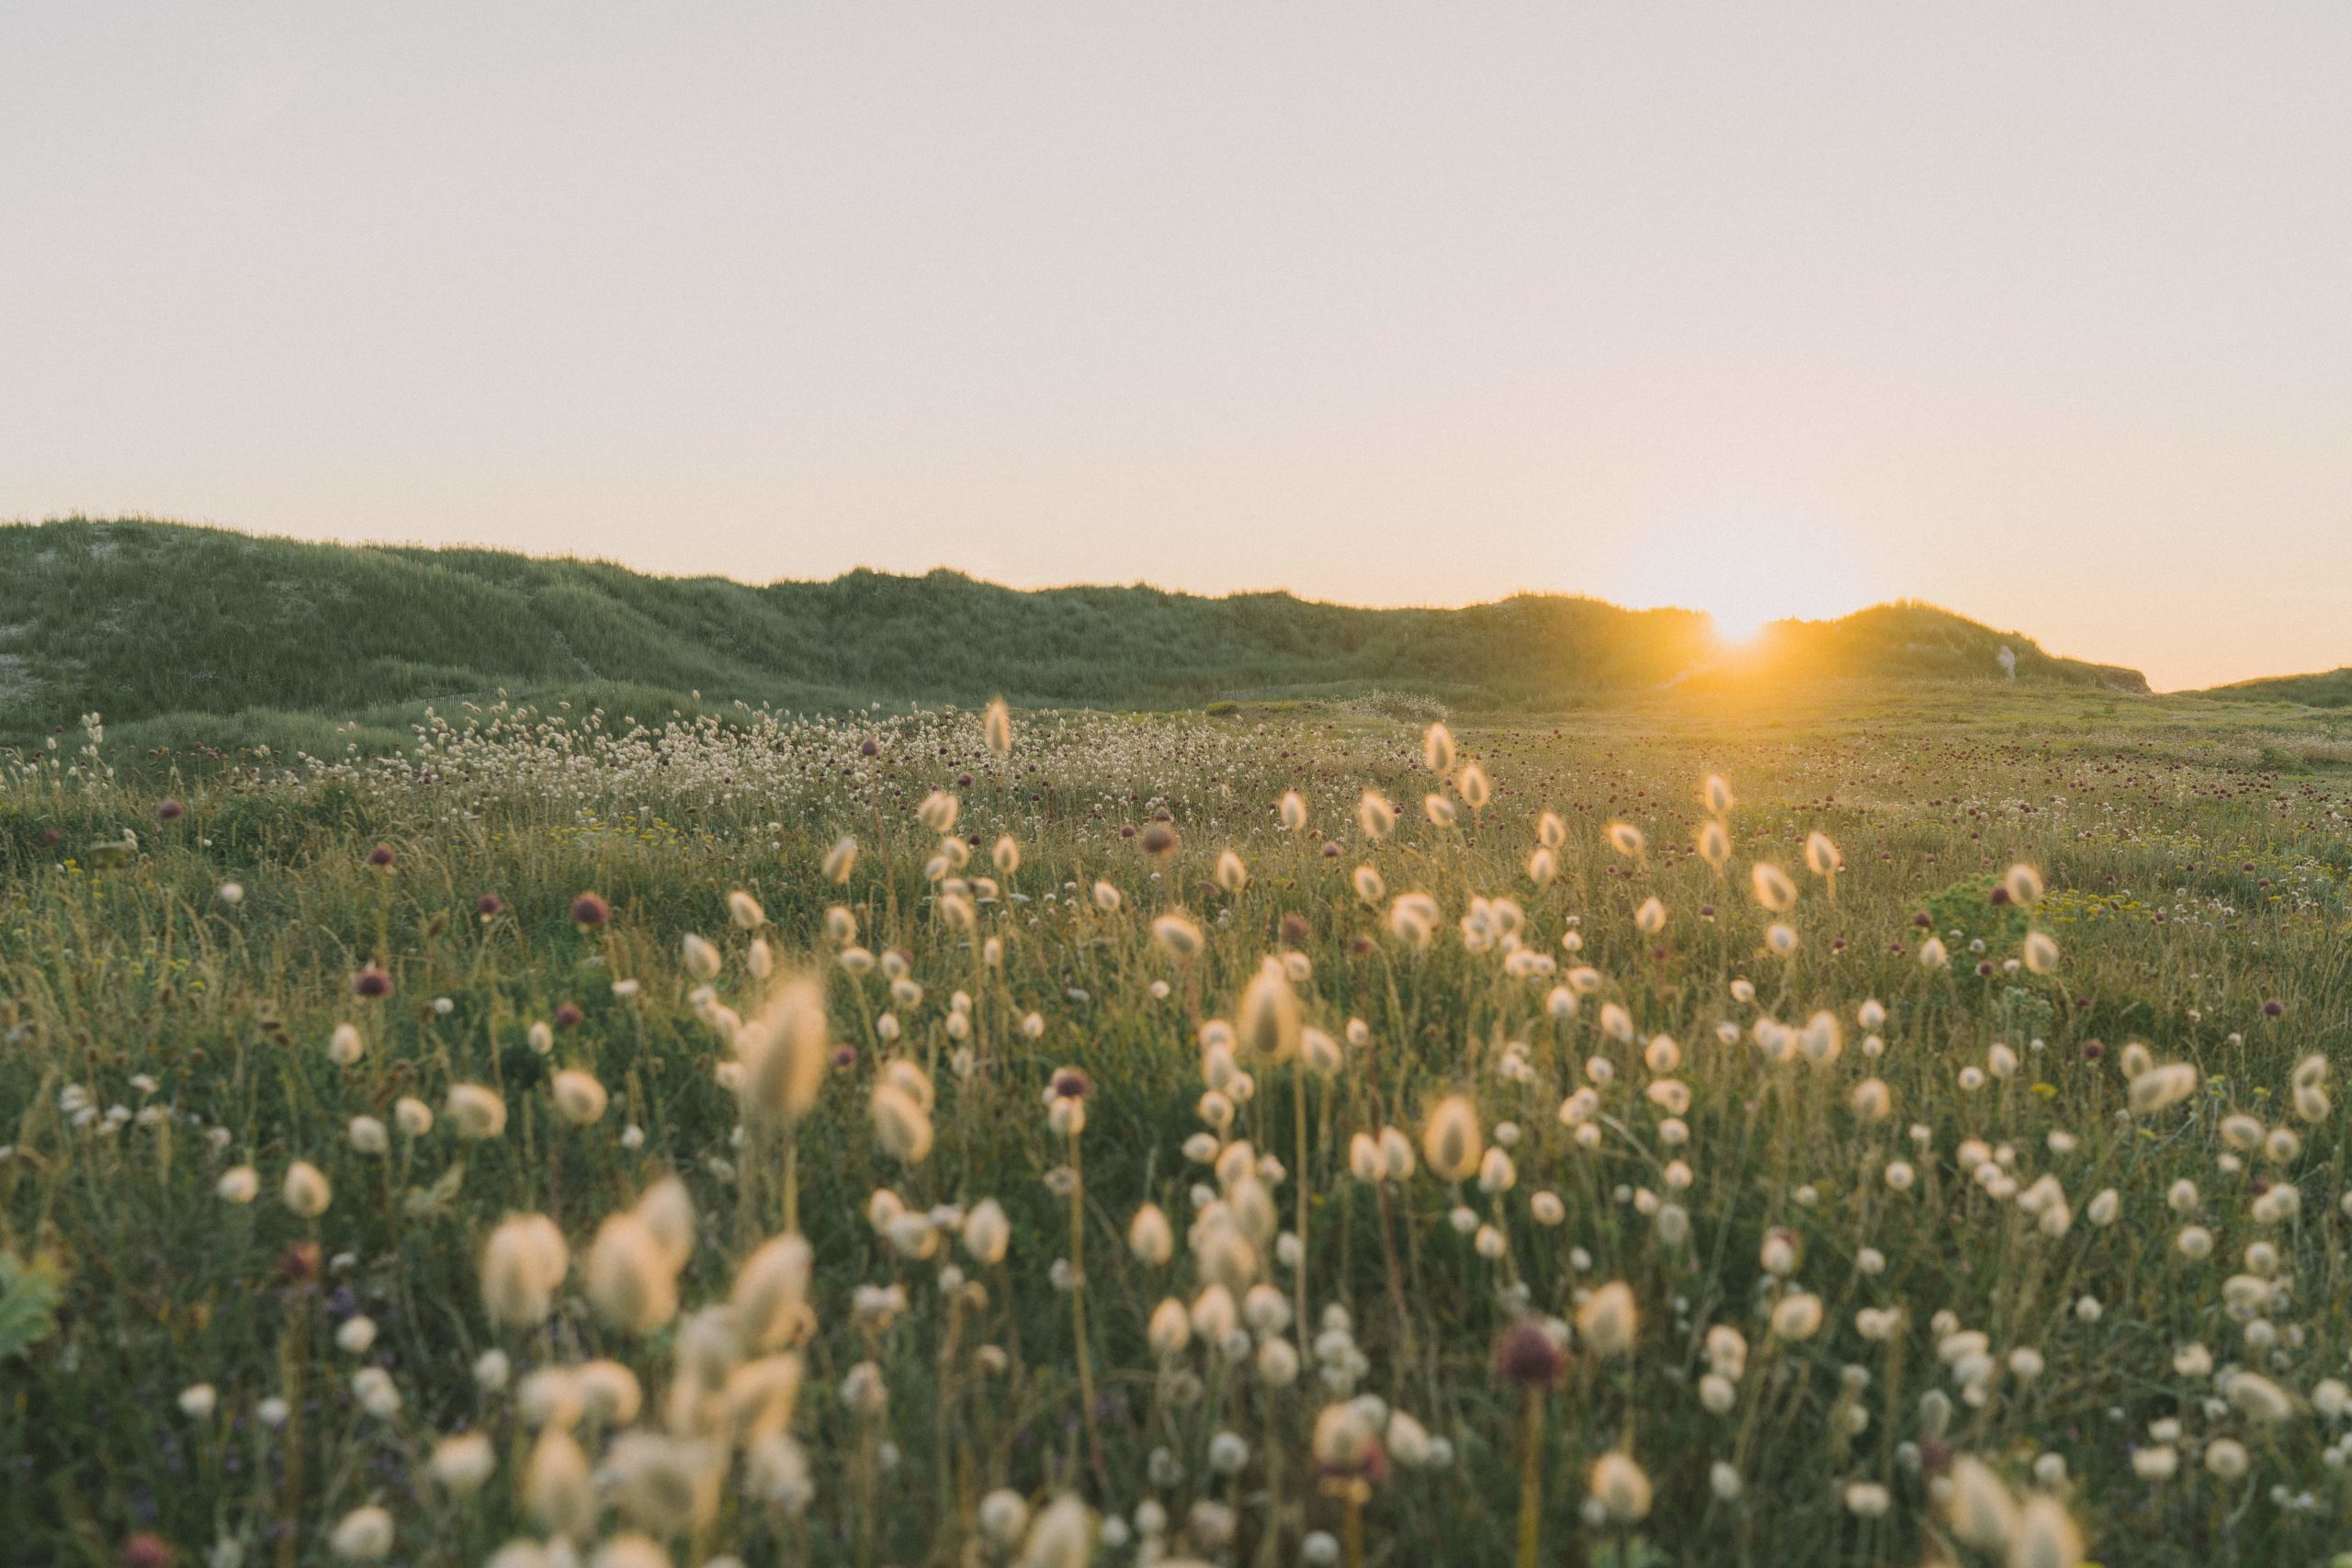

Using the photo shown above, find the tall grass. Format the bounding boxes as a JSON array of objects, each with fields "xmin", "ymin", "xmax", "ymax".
[{"xmin": 3, "ymin": 696, "xmax": 2347, "ymax": 1565}]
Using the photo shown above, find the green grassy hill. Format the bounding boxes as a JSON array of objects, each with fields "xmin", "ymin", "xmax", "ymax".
[
  {"xmin": 0, "ymin": 517, "xmax": 2148, "ymax": 748},
  {"xmin": 1755, "ymin": 603, "xmax": 2147, "ymax": 691},
  {"xmin": 2195, "ymin": 668, "xmax": 2352, "ymax": 709}
]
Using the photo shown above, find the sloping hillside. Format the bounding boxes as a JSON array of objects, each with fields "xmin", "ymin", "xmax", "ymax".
[
  {"xmin": 2195, "ymin": 669, "xmax": 2352, "ymax": 709},
  {"xmin": 1730, "ymin": 603, "xmax": 2150, "ymax": 693},
  {"xmin": 0, "ymin": 518, "xmax": 2145, "ymax": 744}
]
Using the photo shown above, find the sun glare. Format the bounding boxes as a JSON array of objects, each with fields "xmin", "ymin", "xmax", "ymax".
[
  {"xmin": 1694, "ymin": 587, "xmax": 1779, "ymax": 647},
  {"xmin": 1605, "ymin": 504, "xmax": 1875, "ymax": 648}
]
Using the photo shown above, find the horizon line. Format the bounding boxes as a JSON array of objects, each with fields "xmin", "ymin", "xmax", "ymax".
[{"xmin": 12, "ymin": 512, "xmax": 2343, "ymax": 697}]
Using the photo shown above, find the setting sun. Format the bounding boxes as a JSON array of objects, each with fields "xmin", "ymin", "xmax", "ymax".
[{"xmin": 1604, "ymin": 503, "xmax": 1877, "ymax": 645}]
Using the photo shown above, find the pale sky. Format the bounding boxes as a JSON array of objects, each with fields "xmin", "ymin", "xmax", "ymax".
[{"xmin": 4, "ymin": 4, "xmax": 2348, "ymax": 692}]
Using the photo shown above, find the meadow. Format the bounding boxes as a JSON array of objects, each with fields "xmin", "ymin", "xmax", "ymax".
[{"xmin": 4, "ymin": 689, "xmax": 2351, "ymax": 1567}]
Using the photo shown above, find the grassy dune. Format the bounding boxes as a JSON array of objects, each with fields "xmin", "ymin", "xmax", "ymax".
[
  {"xmin": 0, "ymin": 519, "xmax": 2149, "ymax": 753},
  {"xmin": 2201, "ymin": 669, "xmax": 2352, "ymax": 711}
]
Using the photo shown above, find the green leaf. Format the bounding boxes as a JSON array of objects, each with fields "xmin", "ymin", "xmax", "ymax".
[
  {"xmin": 0, "ymin": 1251, "xmax": 63, "ymax": 1360},
  {"xmin": 401, "ymin": 1159, "xmax": 468, "ymax": 1219}
]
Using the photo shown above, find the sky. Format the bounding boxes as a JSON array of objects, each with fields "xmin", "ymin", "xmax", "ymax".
[{"xmin": 3, "ymin": 5, "xmax": 2347, "ymax": 693}]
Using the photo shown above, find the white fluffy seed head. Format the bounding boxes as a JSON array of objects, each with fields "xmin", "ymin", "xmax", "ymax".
[
  {"xmin": 1750, "ymin": 863, "xmax": 1796, "ymax": 911},
  {"xmin": 281, "ymin": 1160, "xmax": 332, "ymax": 1217},
  {"xmin": 1577, "ymin": 1281, "xmax": 1638, "ymax": 1357},
  {"xmin": 525, "ymin": 1428, "xmax": 595, "ymax": 1540},
  {"xmin": 730, "ymin": 1234, "xmax": 816, "ymax": 1352},
  {"xmin": 680, "ymin": 932, "xmax": 722, "ymax": 981},
  {"xmin": 329, "ymin": 1505, "xmax": 395, "ymax": 1562},
  {"xmin": 586, "ymin": 1213, "xmax": 680, "ymax": 1335},
  {"xmin": 1146, "ymin": 912, "xmax": 1202, "ymax": 961},
  {"xmin": 550, "ymin": 1069, "xmax": 608, "ymax": 1127},
  {"xmin": 1237, "ymin": 957, "xmax": 1300, "ymax": 1063},
  {"xmin": 1017, "ymin": 1495, "xmax": 1095, "ymax": 1568},
  {"xmin": 870, "ymin": 1081, "xmax": 935, "ymax": 1165},
  {"xmin": 1804, "ymin": 831, "xmax": 1839, "ymax": 877},
  {"xmin": 740, "ymin": 976, "xmax": 831, "ymax": 1125},
  {"xmin": 2128, "ymin": 1062, "xmax": 2199, "ymax": 1116},
  {"xmin": 2009, "ymin": 1496, "xmax": 2080, "ymax": 1568},
  {"xmin": 446, "ymin": 1084, "xmax": 508, "ymax": 1140},
  {"xmin": 1770, "ymin": 1292, "xmax": 1824, "ymax": 1341},
  {"xmin": 1420, "ymin": 1096, "xmax": 1482, "ymax": 1184},
  {"xmin": 1588, "ymin": 1451, "xmax": 1652, "ymax": 1522},
  {"xmin": 821, "ymin": 835, "xmax": 858, "ymax": 885},
  {"xmin": 917, "ymin": 790, "xmax": 959, "ymax": 833},
  {"xmin": 634, "ymin": 1177, "xmax": 697, "ymax": 1270},
  {"xmin": 1422, "ymin": 723, "xmax": 1455, "ymax": 776},
  {"xmin": 1129, "ymin": 1203, "xmax": 1174, "ymax": 1266},
  {"xmin": 481, "ymin": 1213, "xmax": 569, "ymax": 1329},
  {"xmin": 430, "ymin": 1431, "xmax": 498, "ymax": 1497}
]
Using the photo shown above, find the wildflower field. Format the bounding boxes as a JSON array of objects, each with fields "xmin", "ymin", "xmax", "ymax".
[{"xmin": 4, "ymin": 692, "xmax": 2350, "ymax": 1568}]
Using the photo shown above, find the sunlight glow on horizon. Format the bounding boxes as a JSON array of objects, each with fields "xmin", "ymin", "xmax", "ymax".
[{"xmin": 1600, "ymin": 503, "xmax": 1881, "ymax": 647}]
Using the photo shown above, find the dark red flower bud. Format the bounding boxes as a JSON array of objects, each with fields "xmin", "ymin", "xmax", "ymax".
[
  {"xmin": 121, "ymin": 1532, "xmax": 175, "ymax": 1568},
  {"xmin": 1493, "ymin": 1319, "xmax": 1568, "ymax": 1390}
]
